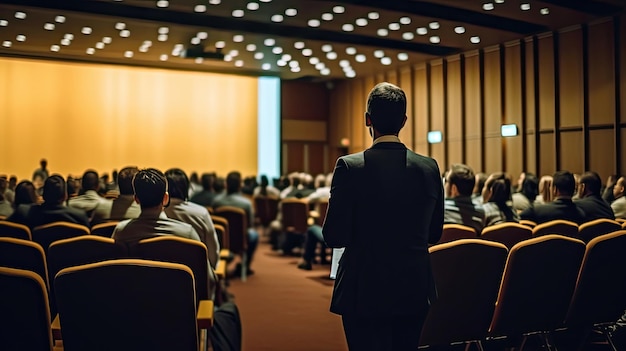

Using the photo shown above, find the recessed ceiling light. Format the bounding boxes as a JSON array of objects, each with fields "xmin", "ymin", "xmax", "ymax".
[
  {"xmin": 374, "ymin": 50, "xmax": 384, "ymax": 58},
  {"xmin": 0, "ymin": 20, "xmax": 8, "ymax": 27},
  {"xmin": 61, "ymin": 38, "xmax": 70, "ymax": 46},
  {"xmin": 326, "ymin": 52, "xmax": 337, "ymax": 60},
  {"xmin": 342, "ymin": 24, "xmax": 354, "ymax": 32},
  {"xmin": 381, "ymin": 57, "xmax": 392, "ymax": 65},
  {"xmin": 397, "ymin": 53, "xmax": 409, "ymax": 61},
  {"xmin": 158, "ymin": 34, "xmax": 168, "ymax": 41},
  {"xmin": 50, "ymin": 44, "xmax": 60, "ymax": 52},
  {"xmin": 95, "ymin": 42, "xmax": 105, "ymax": 49},
  {"xmin": 115, "ymin": 22, "xmax": 126, "ymax": 30},
  {"xmin": 429, "ymin": 22, "xmax": 440, "ymax": 30},
  {"xmin": 158, "ymin": 27, "xmax": 169, "ymax": 34},
  {"xmin": 14, "ymin": 12, "xmax": 26, "ymax": 20},
  {"xmin": 495, "ymin": 0, "xmax": 504, "ymax": 3},
  {"xmin": 470, "ymin": 36, "xmax": 481, "ymax": 44},
  {"xmin": 277, "ymin": 60, "xmax": 287, "ymax": 67},
  {"xmin": 540, "ymin": 7, "xmax": 550, "ymax": 15},
  {"xmin": 120, "ymin": 30, "xmax": 130, "ymax": 38},
  {"xmin": 291, "ymin": 66, "xmax": 301, "ymax": 73},
  {"xmin": 285, "ymin": 8, "xmax": 297, "ymax": 16},
  {"xmin": 209, "ymin": 0, "xmax": 221, "ymax": 4},
  {"xmin": 224, "ymin": 55, "xmax": 232, "ymax": 62},
  {"xmin": 315, "ymin": 62, "xmax": 325, "ymax": 70},
  {"xmin": 346, "ymin": 47, "xmax": 356, "ymax": 55},
  {"xmin": 246, "ymin": 44, "xmax": 257, "ymax": 51},
  {"xmin": 388, "ymin": 22, "xmax": 400, "ymax": 31},
  {"xmin": 483, "ymin": 3, "xmax": 494, "ymax": 11},
  {"xmin": 402, "ymin": 32, "xmax": 414, "ymax": 40},
  {"xmin": 399, "ymin": 17, "xmax": 411, "ymax": 25},
  {"xmin": 259, "ymin": 0, "xmax": 271, "ymax": 2},
  {"xmin": 355, "ymin": 18, "xmax": 368, "ymax": 27},
  {"xmin": 102, "ymin": 36, "xmax": 112, "ymax": 44},
  {"xmin": 272, "ymin": 47, "xmax": 283, "ymax": 54},
  {"xmin": 454, "ymin": 26, "xmax": 466, "ymax": 34},
  {"xmin": 262, "ymin": 63, "xmax": 271, "ymax": 70},
  {"xmin": 16, "ymin": 35, "xmax": 25, "ymax": 42},
  {"xmin": 160, "ymin": 54, "xmax": 168, "ymax": 61},
  {"xmin": 194, "ymin": 5, "xmax": 207, "ymax": 12},
  {"xmin": 368, "ymin": 12, "xmax": 379, "ymax": 20},
  {"xmin": 281, "ymin": 54, "xmax": 292, "ymax": 61},
  {"xmin": 321, "ymin": 68, "xmax": 330, "ymax": 76},
  {"xmin": 232, "ymin": 9, "xmax": 244, "ymax": 17},
  {"xmin": 264, "ymin": 38, "xmax": 275, "ymax": 46},
  {"xmin": 86, "ymin": 48, "xmax": 95, "ymax": 55},
  {"xmin": 288, "ymin": 61, "xmax": 299, "ymax": 68},
  {"xmin": 339, "ymin": 60, "xmax": 350, "ymax": 68},
  {"xmin": 195, "ymin": 57, "xmax": 203, "ymax": 64},
  {"xmin": 430, "ymin": 36, "xmax": 441, "ymax": 44},
  {"xmin": 308, "ymin": 19, "xmax": 320, "ymax": 27},
  {"xmin": 417, "ymin": 27, "xmax": 428, "ymax": 35},
  {"xmin": 309, "ymin": 57, "xmax": 319, "ymax": 65},
  {"xmin": 247, "ymin": 2, "xmax": 260, "ymax": 11},
  {"xmin": 321, "ymin": 44, "xmax": 333, "ymax": 52},
  {"xmin": 197, "ymin": 32, "xmax": 208, "ymax": 39},
  {"xmin": 333, "ymin": 5, "xmax": 345, "ymax": 14},
  {"xmin": 44, "ymin": 23, "xmax": 55, "ymax": 30},
  {"xmin": 254, "ymin": 52, "xmax": 264, "ymax": 60},
  {"xmin": 156, "ymin": 0, "xmax": 168, "ymax": 8},
  {"xmin": 3, "ymin": 41, "xmax": 12, "ymax": 48},
  {"xmin": 143, "ymin": 40, "xmax": 152, "ymax": 47},
  {"xmin": 229, "ymin": 50, "xmax": 239, "ymax": 57},
  {"xmin": 520, "ymin": 3, "xmax": 530, "ymax": 10},
  {"xmin": 215, "ymin": 41, "xmax": 226, "ymax": 48},
  {"xmin": 191, "ymin": 37, "xmax": 201, "ymax": 45},
  {"xmin": 81, "ymin": 27, "xmax": 92, "ymax": 35},
  {"xmin": 139, "ymin": 46, "xmax": 149, "ymax": 53},
  {"xmin": 271, "ymin": 14, "xmax": 283, "ymax": 22},
  {"xmin": 64, "ymin": 33, "xmax": 74, "ymax": 40},
  {"xmin": 55, "ymin": 15, "xmax": 65, "ymax": 23},
  {"xmin": 355, "ymin": 54, "xmax": 366, "ymax": 63},
  {"xmin": 346, "ymin": 70, "xmax": 356, "ymax": 78},
  {"xmin": 235, "ymin": 60, "xmax": 244, "ymax": 67},
  {"xmin": 294, "ymin": 41, "xmax": 305, "ymax": 49},
  {"xmin": 377, "ymin": 28, "xmax": 388, "ymax": 37},
  {"xmin": 302, "ymin": 48, "xmax": 312, "ymax": 56},
  {"xmin": 322, "ymin": 13, "xmax": 333, "ymax": 21},
  {"xmin": 233, "ymin": 35, "xmax": 244, "ymax": 42}
]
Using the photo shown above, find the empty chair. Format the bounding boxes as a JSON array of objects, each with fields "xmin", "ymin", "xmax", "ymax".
[
  {"xmin": 32, "ymin": 221, "xmax": 90, "ymax": 253},
  {"xmin": 254, "ymin": 195, "xmax": 279, "ymax": 229},
  {"xmin": 280, "ymin": 198, "xmax": 310, "ymax": 254},
  {"xmin": 488, "ymin": 235, "xmax": 586, "ymax": 349},
  {"xmin": 0, "ymin": 237, "xmax": 49, "ymax": 290},
  {"xmin": 0, "ymin": 220, "xmax": 32, "ymax": 240},
  {"xmin": 54, "ymin": 259, "xmax": 212, "ymax": 351},
  {"xmin": 437, "ymin": 224, "xmax": 476, "ymax": 244},
  {"xmin": 532, "ymin": 219, "xmax": 579, "ymax": 239},
  {"xmin": 0, "ymin": 267, "xmax": 54, "ymax": 351},
  {"xmin": 578, "ymin": 218, "xmax": 621, "ymax": 243},
  {"xmin": 213, "ymin": 206, "xmax": 248, "ymax": 280},
  {"xmin": 519, "ymin": 219, "xmax": 537, "ymax": 229},
  {"xmin": 90, "ymin": 221, "xmax": 119, "ymax": 237},
  {"xmin": 420, "ymin": 239, "xmax": 508, "ymax": 350},
  {"xmin": 564, "ymin": 230, "xmax": 626, "ymax": 349},
  {"xmin": 481, "ymin": 222, "xmax": 532, "ymax": 249}
]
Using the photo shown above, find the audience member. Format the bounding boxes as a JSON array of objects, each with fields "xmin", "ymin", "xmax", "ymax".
[
  {"xmin": 10, "ymin": 180, "xmax": 38, "ymax": 209},
  {"xmin": 535, "ymin": 175, "xmax": 553, "ymax": 205},
  {"xmin": 471, "ymin": 172, "xmax": 487, "ymax": 206},
  {"xmin": 611, "ymin": 176, "xmax": 626, "ymax": 219},
  {"xmin": 190, "ymin": 173, "xmax": 218, "ymax": 207},
  {"xmin": 253, "ymin": 174, "xmax": 280, "ymax": 197},
  {"xmin": 2, "ymin": 175, "xmax": 15, "ymax": 205},
  {"xmin": 32, "ymin": 158, "xmax": 49, "ymax": 182},
  {"xmin": 213, "ymin": 176, "xmax": 226, "ymax": 199},
  {"xmin": 512, "ymin": 172, "xmax": 538, "ymax": 212},
  {"xmin": 109, "ymin": 166, "xmax": 141, "ymax": 220},
  {"xmin": 602, "ymin": 174, "xmax": 619, "ymax": 204},
  {"xmin": 481, "ymin": 172, "xmax": 519, "ymax": 227},
  {"xmin": 164, "ymin": 168, "xmax": 220, "ymax": 269},
  {"xmin": 574, "ymin": 171, "xmax": 615, "ymax": 221},
  {"xmin": 68, "ymin": 170, "xmax": 113, "ymax": 225},
  {"xmin": 444, "ymin": 163, "xmax": 485, "ymax": 234},
  {"xmin": 0, "ymin": 177, "xmax": 13, "ymax": 217},
  {"xmin": 32, "ymin": 173, "xmax": 45, "ymax": 197},
  {"xmin": 187, "ymin": 171, "xmax": 202, "ymax": 199},
  {"xmin": 520, "ymin": 170, "xmax": 586, "ymax": 225}
]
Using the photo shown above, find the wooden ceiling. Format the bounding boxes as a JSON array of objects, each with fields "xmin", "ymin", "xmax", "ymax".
[{"xmin": 0, "ymin": 0, "xmax": 623, "ymax": 80}]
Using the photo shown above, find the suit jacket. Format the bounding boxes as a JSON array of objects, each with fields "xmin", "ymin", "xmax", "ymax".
[
  {"xmin": 112, "ymin": 211, "xmax": 200, "ymax": 244},
  {"xmin": 109, "ymin": 194, "xmax": 141, "ymax": 220},
  {"xmin": 575, "ymin": 195, "xmax": 615, "ymax": 222},
  {"xmin": 322, "ymin": 141, "xmax": 444, "ymax": 316},
  {"xmin": 14, "ymin": 203, "xmax": 90, "ymax": 229},
  {"xmin": 67, "ymin": 190, "xmax": 113, "ymax": 224},
  {"xmin": 520, "ymin": 197, "xmax": 586, "ymax": 225}
]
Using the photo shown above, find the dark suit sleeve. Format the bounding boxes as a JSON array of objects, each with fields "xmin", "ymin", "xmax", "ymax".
[
  {"xmin": 519, "ymin": 207, "xmax": 534, "ymax": 221},
  {"xmin": 322, "ymin": 158, "xmax": 352, "ymax": 248},
  {"xmin": 429, "ymin": 174, "xmax": 444, "ymax": 244}
]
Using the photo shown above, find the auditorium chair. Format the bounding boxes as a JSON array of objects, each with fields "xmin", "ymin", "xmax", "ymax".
[
  {"xmin": 54, "ymin": 259, "xmax": 213, "ymax": 351},
  {"xmin": 519, "ymin": 219, "xmax": 537, "ymax": 229},
  {"xmin": 90, "ymin": 221, "xmax": 120, "ymax": 237},
  {"xmin": 481, "ymin": 222, "xmax": 532, "ymax": 249},
  {"xmin": 488, "ymin": 235, "xmax": 585, "ymax": 349},
  {"xmin": 279, "ymin": 198, "xmax": 310, "ymax": 255},
  {"xmin": 254, "ymin": 195, "xmax": 280, "ymax": 232},
  {"xmin": 531, "ymin": 219, "xmax": 579, "ymax": 239},
  {"xmin": 213, "ymin": 206, "xmax": 248, "ymax": 281},
  {"xmin": 436, "ymin": 224, "xmax": 477, "ymax": 244},
  {"xmin": 32, "ymin": 221, "xmax": 90, "ymax": 254},
  {"xmin": 0, "ymin": 237, "xmax": 49, "ymax": 291},
  {"xmin": 0, "ymin": 220, "xmax": 32, "ymax": 240},
  {"xmin": 577, "ymin": 218, "xmax": 621, "ymax": 243},
  {"xmin": 213, "ymin": 223, "xmax": 231, "ymax": 261},
  {"xmin": 420, "ymin": 239, "xmax": 508, "ymax": 350}
]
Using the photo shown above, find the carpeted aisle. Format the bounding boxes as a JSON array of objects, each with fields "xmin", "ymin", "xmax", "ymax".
[{"xmin": 228, "ymin": 242, "xmax": 348, "ymax": 351}]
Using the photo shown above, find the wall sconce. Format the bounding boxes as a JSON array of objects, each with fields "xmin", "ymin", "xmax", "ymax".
[
  {"xmin": 427, "ymin": 131, "xmax": 442, "ymax": 144},
  {"xmin": 501, "ymin": 124, "xmax": 518, "ymax": 137}
]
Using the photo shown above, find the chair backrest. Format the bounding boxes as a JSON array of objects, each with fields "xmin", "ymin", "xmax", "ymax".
[
  {"xmin": 519, "ymin": 219, "xmax": 537, "ymax": 229},
  {"xmin": 438, "ymin": 224, "xmax": 477, "ymax": 244},
  {"xmin": 0, "ymin": 220, "xmax": 32, "ymax": 240},
  {"xmin": 488, "ymin": 235, "xmax": 585, "ymax": 337},
  {"xmin": 0, "ymin": 237, "xmax": 49, "ymax": 290},
  {"xmin": 32, "ymin": 221, "xmax": 90, "ymax": 253},
  {"xmin": 281, "ymin": 198, "xmax": 309, "ymax": 234},
  {"xmin": 420, "ymin": 239, "xmax": 508, "ymax": 346},
  {"xmin": 0, "ymin": 267, "xmax": 53, "ymax": 351},
  {"xmin": 578, "ymin": 218, "xmax": 621, "ymax": 243},
  {"xmin": 90, "ymin": 221, "xmax": 120, "ymax": 237},
  {"xmin": 214, "ymin": 207, "xmax": 247, "ymax": 253},
  {"xmin": 565, "ymin": 230, "xmax": 626, "ymax": 328},
  {"xmin": 254, "ymin": 195, "xmax": 279, "ymax": 227},
  {"xmin": 55, "ymin": 259, "xmax": 198, "ymax": 351},
  {"xmin": 532, "ymin": 219, "xmax": 579, "ymax": 238},
  {"xmin": 213, "ymin": 223, "xmax": 229, "ymax": 250},
  {"xmin": 136, "ymin": 236, "xmax": 211, "ymax": 303},
  {"xmin": 481, "ymin": 222, "xmax": 533, "ymax": 249}
]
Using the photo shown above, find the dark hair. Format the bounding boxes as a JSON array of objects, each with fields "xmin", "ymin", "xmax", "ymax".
[
  {"xmin": 0, "ymin": 177, "xmax": 6, "ymax": 201},
  {"xmin": 259, "ymin": 175, "xmax": 269, "ymax": 196},
  {"xmin": 366, "ymin": 82, "xmax": 407, "ymax": 135},
  {"xmin": 133, "ymin": 168, "xmax": 167, "ymax": 208},
  {"xmin": 201, "ymin": 173, "xmax": 214, "ymax": 191},
  {"xmin": 520, "ymin": 173, "xmax": 539, "ymax": 202},
  {"xmin": 43, "ymin": 174, "xmax": 66, "ymax": 205},
  {"xmin": 14, "ymin": 180, "xmax": 38, "ymax": 208},
  {"xmin": 579, "ymin": 171, "xmax": 602, "ymax": 195},
  {"xmin": 165, "ymin": 168, "xmax": 189, "ymax": 200},
  {"xmin": 118, "ymin": 166, "xmax": 139, "ymax": 195},
  {"xmin": 475, "ymin": 172, "xmax": 487, "ymax": 195},
  {"xmin": 226, "ymin": 171, "xmax": 242, "ymax": 195},
  {"xmin": 485, "ymin": 172, "xmax": 515, "ymax": 221},
  {"xmin": 448, "ymin": 164, "xmax": 475, "ymax": 196},
  {"xmin": 214, "ymin": 177, "xmax": 225, "ymax": 193},
  {"xmin": 190, "ymin": 172, "xmax": 199, "ymax": 184},
  {"xmin": 81, "ymin": 170, "xmax": 99, "ymax": 191},
  {"xmin": 553, "ymin": 170, "xmax": 576, "ymax": 196}
]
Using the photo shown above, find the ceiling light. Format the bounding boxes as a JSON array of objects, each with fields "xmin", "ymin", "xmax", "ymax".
[
  {"xmin": 86, "ymin": 48, "xmax": 95, "ymax": 55},
  {"xmin": 308, "ymin": 19, "xmax": 320, "ymax": 27},
  {"xmin": 229, "ymin": 49, "xmax": 239, "ymax": 57},
  {"xmin": 95, "ymin": 42, "xmax": 105, "ymax": 49},
  {"xmin": 120, "ymin": 30, "xmax": 130, "ymax": 38},
  {"xmin": 195, "ymin": 57, "xmax": 203, "ymax": 64},
  {"xmin": 262, "ymin": 63, "xmax": 271, "ymax": 70},
  {"xmin": 143, "ymin": 40, "xmax": 152, "ymax": 47},
  {"xmin": 315, "ymin": 62, "xmax": 325, "ymax": 70},
  {"xmin": 346, "ymin": 70, "xmax": 356, "ymax": 78},
  {"xmin": 64, "ymin": 33, "xmax": 74, "ymax": 40},
  {"xmin": 495, "ymin": 0, "xmax": 504, "ymax": 3},
  {"xmin": 233, "ymin": 35, "xmax": 244, "ymax": 42},
  {"xmin": 281, "ymin": 54, "xmax": 291, "ymax": 61},
  {"xmin": 454, "ymin": 26, "xmax": 466, "ymax": 34},
  {"xmin": 430, "ymin": 36, "xmax": 441, "ymax": 44},
  {"xmin": 81, "ymin": 27, "xmax": 92, "ymax": 35},
  {"xmin": 61, "ymin": 38, "xmax": 70, "ymax": 46},
  {"xmin": 470, "ymin": 36, "xmax": 481, "ymax": 44},
  {"xmin": 191, "ymin": 37, "xmax": 201, "ymax": 45},
  {"xmin": 355, "ymin": 18, "xmax": 368, "ymax": 26},
  {"xmin": 429, "ymin": 22, "xmax": 440, "ymax": 30},
  {"xmin": 44, "ymin": 23, "xmax": 55, "ymax": 30},
  {"xmin": 374, "ymin": 50, "xmax": 384, "ymax": 58},
  {"xmin": 254, "ymin": 52, "xmax": 264, "ymax": 60},
  {"xmin": 322, "ymin": 13, "xmax": 333, "ymax": 21},
  {"xmin": 290, "ymin": 66, "xmax": 301, "ymax": 73},
  {"xmin": 400, "ymin": 17, "xmax": 411, "ymax": 25},
  {"xmin": 397, "ymin": 53, "xmax": 409, "ymax": 61},
  {"xmin": 272, "ymin": 47, "xmax": 283, "ymax": 54},
  {"xmin": 285, "ymin": 8, "xmax": 297, "ymax": 16},
  {"xmin": 309, "ymin": 57, "xmax": 319, "ymax": 65},
  {"xmin": 115, "ymin": 22, "xmax": 126, "ymax": 30},
  {"xmin": 540, "ymin": 7, "xmax": 550, "ymax": 15},
  {"xmin": 55, "ymin": 15, "xmax": 65, "ymax": 23},
  {"xmin": 264, "ymin": 38, "xmax": 275, "ymax": 46},
  {"xmin": 2, "ymin": 41, "xmax": 10, "ymax": 48},
  {"xmin": 417, "ymin": 27, "xmax": 428, "ymax": 35},
  {"xmin": 139, "ymin": 46, "xmax": 149, "ymax": 53},
  {"xmin": 14, "ymin": 12, "xmax": 26, "ymax": 20},
  {"xmin": 156, "ymin": 0, "xmax": 169, "ymax": 8},
  {"xmin": 288, "ymin": 60, "xmax": 299, "ymax": 68},
  {"xmin": 333, "ymin": 6, "xmax": 345, "ymax": 14},
  {"xmin": 16, "ymin": 35, "xmax": 25, "ymax": 42},
  {"xmin": 271, "ymin": 14, "xmax": 283, "ymax": 22},
  {"xmin": 388, "ymin": 22, "xmax": 400, "ymax": 31},
  {"xmin": 247, "ymin": 2, "xmax": 260, "ymax": 11},
  {"xmin": 160, "ymin": 54, "xmax": 168, "ymax": 61},
  {"xmin": 321, "ymin": 68, "xmax": 330, "ymax": 76},
  {"xmin": 342, "ymin": 24, "xmax": 354, "ymax": 32},
  {"xmin": 224, "ymin": 55, "xmax": 232, "ymax": 62},
  {"xmin": 483, "ymin": 3, "xmax": 494, "ymax": 11},
  {"xmin": 377, "ymin": 28, "xmax": 388, "ymax": 36},
  {"xmin": 339, "ymin": 60, "xmax": 350, "ymax": 68},
  {"xmin": 277, "ymin": 60, "xmax": 287, "ymax": 67},
  {"xmin": 321, "ymin": 44, "xmax": 333, "ymax": 52},
  {"xmin": 302, "ymin": 48, "xmax": 312, "ymax": 56},
  {"xmin": 235, "ymin": 60, "xmax": 244, "ymax": 67},
  {"xmin": 158, "ymin": 27, "xmax": 169, "ymax": 34},
  {"xmin": 232, "ymin": 9, "xmax": 244, "ymax": 17},
  {"xmin": 402, "ymin": 32, "xmax": 414, "ymax": 40},
  {"xmin": 355, "ymin": 54, "xmax": 366, "ymax": 63},
  {"xmin": 346, "ymin": 47, "xmax": 356, "ymax": 55},
  {"xmin": 294, "ymin": 41, "xmax": 305, "ymax": 49},
  {"xmin": 326, "ymin": 52, "xmax": 337, "ymax": 60},
  {"xmin": 102, "ymin": 36, "xmax": 112, "ymax": 44},
  {"xmin": 381, "ymin": 57, "xmax": 392, "ymax": 65},
  {"xmin": 209, "ymin": 0, "xmax": 221, "ymax": 4},
  {"xmin": 197, "ymin": 31, "xmax": 208, "ymax": 39},
  {"xmin": 215, "ymin": 41, "xmax": 226, "ymax": 48},
  {"xmin": 246, "ymin": 44, "xmax": 256, "ymax": 51},
  {"xmin": 158, "ymin": 34, "xmax": 168, "ymax": 41},
  {"xmin": 194, "ymin": 5, "xmax": 206, "ymax": 12},
  {"xmin": 368, "ymin": 12, "xmax": 379, "ymax": 20},
  {"xmin": 50, "ymin": 44, "xmax": 60, "ymax": 52},
  {"xmin": 520, "ymin": 3, "xmax": 530, "ymax": 10}
]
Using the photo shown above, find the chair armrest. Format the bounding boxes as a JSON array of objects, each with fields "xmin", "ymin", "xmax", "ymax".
[
  {"xmin": 197, "ymin": 299, "xmax": 214, "ymax": 329},
  {"xmin": 215, "ymin": 259, "xmax": 227, "ymax": 280},
  {"xmin": 219, "ymin": 248, "xmax": 230, "ymax": 259},
  {"xmin": 52, "ymin": 314, "xmax": 62, "ymax": 340}
]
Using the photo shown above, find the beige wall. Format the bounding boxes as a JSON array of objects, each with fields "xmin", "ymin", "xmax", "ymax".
[{"xmin": 0, "ymin": 58, "xmax": 258, "ymax": 181}]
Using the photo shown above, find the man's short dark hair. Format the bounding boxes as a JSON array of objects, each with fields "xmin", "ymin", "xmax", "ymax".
[
  {"xmin": 43, "ymin": 174, "xmax": 66, "ymax": 205},
  {"xmin": 226, "ymin": 171, "xmax": 242, "ymax": 195},
  {"xmin": 133, "ymin": 168, "xmax": 167, "ymax": 208},
  {"xmin": 81, "ymin": 170, "xmax": 99, "ymax": 191},
  {"xmin": 201, "ymin": 173, "xmax": 215, "ymax": 191},
  {"xmin": 118, "ymin": 166, "xmax": 139, "ymax": 195},
  {"xmin": 366, "ymin": 82, "xmax": 407, "ymax": 135},
  {"xmin": 448, "ymin": 164, "xmax": 475, "ymax": 196},
  {"xmin": 165, "ymin": 168, "xmax": 189, "ymax": 200},
  {"xmin": 553, "ymin": 170, "xmax": 576, "ymax": 196},
  {"xmin": 579, "ymin": 171, "xmax": 602, "ymax": 196}
]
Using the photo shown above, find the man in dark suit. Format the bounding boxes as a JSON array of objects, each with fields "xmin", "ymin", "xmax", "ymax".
[
  {"xmin": 520, "ymin": 170, "xmax": 586, "ymax": 225},
  {"xmin": 323, "ymin": 82, "xmax": 444, "ymax": 351},
  {"xmin": 574, "ymin": 171, "xmax": 615, "ymax": 222}
]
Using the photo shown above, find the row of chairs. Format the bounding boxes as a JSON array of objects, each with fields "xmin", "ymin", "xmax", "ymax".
[
  {"xmin": 420, "ymin": 231, "xmax": 626, "ymax": 350},
  {"xmin": 439, "ymin": 218, "xmax": 626, "ymax": 248}
]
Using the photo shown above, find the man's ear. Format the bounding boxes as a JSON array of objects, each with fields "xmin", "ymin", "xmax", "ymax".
[
  {"xmin": 365, "ymin": 112, "xmax": 372, "ymax": 127},
  {"xmin": 162, "ymin": 192, "xmax": 170, "ymax": 207}
]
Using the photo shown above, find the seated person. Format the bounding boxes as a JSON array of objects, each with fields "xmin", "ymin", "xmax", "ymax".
[
  {"xmin": 296, "ymin": 224, "xmax": 328, "ymax": 271},
  {"xmin": 481, "ymin": 172, "xmax": 519, "ymax": 227},
  {"xmin": 575, "ymin": 171, "xmax": 615, "ymax": 222},
  {"xmin": 68, "ymin": 170, "xmax": 112, "ymax": 225},
  {"xmin": 108, "ymin": 166, "xmax": 141, "ymax": 220},
  {"xmin": 611, "ymin": 176, "xmax": 626, "ymax": 219},
  {"xmin": 253, "ymin": 174, "xmax": 280, "ymax": 197},
  {"xmin": 444, "ymin": 163, "xmax": 485, "ymax": 234},
  {"xmin": 512, "ymin": 172, "xmax": 538, "ymax": 212},
  {"xmin": 190, "ymin": 172, "xmax": 218, "ymax": 207},
  {"xmin": 0, "ymin": 177, "xmax": 13, "ymax": 217}
]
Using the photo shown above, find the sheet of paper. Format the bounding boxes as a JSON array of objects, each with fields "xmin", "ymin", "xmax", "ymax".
[{"xmin": 329, "ymin": 247, "xmax": 345, "ymax": 279}]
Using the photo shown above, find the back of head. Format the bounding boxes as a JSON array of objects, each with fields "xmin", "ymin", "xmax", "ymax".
[
  {"xmin": 43, "ymin": 175, "xmax": 66, "ymax": 205},
  {"xmin": 117, "ymin": 166, "xmax": 139, "ymax": 196},
  {"xmin": 81, "ymin": 170, "xmax": 99, "ymax": 191},
  {"xmin": 226, "ymin": 171, "xmax": 242, "ymax": 194},
  {"xmin": 366, "ymin": 82, "xmax": 407, "ymax": 135},
  {"xmin": 260, "ymin": 174, "xmax": 269, "ymax": 188},
  {"xmin": 448, "ymin": 163, "xmax": 475, "ymax": 196},
  {"xmin": 165, "ymin": 168, "xmax": 189, "ymax": 200},
  {"xmin": 485, "ymin": 172, "xmax": 512, "ymax": 205},
  {"xmin": 201, "ymin": 173, "xmax": 214, "ymax": 191},
  {"xmin": 553, "ymin": 170, "xmax": 576, "ymax": 197},
  {"xmin": 579, "ymin": 171, "xmax": 602, "ymax": 196},
  {"xmin": 214, "ymin": 177, "xmax": 225, "ymax": 193},
  {"xmin": 133, "ymin": 168, "xmax": 167, "ymax": 208},
  {"xmin": 521, "ymin": 173, "xmax": 539, "ymax": 202},
  {"xmin": 474, "ymin": 172, "xmax": 487, "ymax": 195}
]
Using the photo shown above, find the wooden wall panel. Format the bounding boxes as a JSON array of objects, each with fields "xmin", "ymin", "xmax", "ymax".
[
  {"xmin": 622, "ymin": 129, "xmax": 626, "ymax": 176},
  {"xmin": 559, "ymin": 131, "xmax": 584, "ymax": 174},
  {"xmin": 282, "ymin": 81, "xmax": 329, "ymax": 121},
  {"xmin": 464, "ymin": 53, "xmax": 482, "ymax": 170},
  {"xmin": 430, "ymin": 60, "xmax": 445, "ymax": 168},
  {"xmin": 621, "ymin": 15, "xmax": 626, "ymax": 124},
  {"xmin": 328, "ymin": 81, "xmax": 351, "ymax": 170},
  {"xmin": 413, "ymin": 64, "xmax": 429, "ymax": 155},
  {"xmin": 588, "ymin": 129, "xmax": 615, "ymax": 182},
  {"xmin": 504, "ymin": 42, "xmax": 523, "ymax": 177},
  {"xmin": 399, "ymin": 67, "xmax": 415, "ymax": 149},
  {"xmin": 484, "ymin": 47, "xmax": 502, "ymax": 172},
  {"xmin": 350, "ymin": 79, "xmax": 366, "ymax": 152},
  {"xmin": 483, "ymin": 138, "xmax": 501, "ymax": 173},
  {"xmin": 465, "ymin": 139, "xmax": 481, "ymax": 172},
  {"xmin": 538, "ymin": 34, "xmax": 556, "ymax": 131},
  {"xmin": 524, "ymin": 38, "xmax": 537, "ymax": 174},
  {"xmin": 559, "ymin": 27, "xmax": 584, "ymax": 128},
  {"xmin": 362, "ymin": 76, "xmax": 376, "ymax": 148},
  {"xmin": 446, "ymin": 56, "xmax": 463, "ymax": 164},
  {"xmin": 285, "ymin": 142, "xmax": 305, "ymax": 173},
  {"xmin": 588, "ymin": 20, "xmax": 616, "ymax": 126},
  {"xmin": 307, "ymin": 143, "xmax": 326, "ymax": 176},
  {"xmin": 539, "ymin": 133, "xmax": 556, "ymax": 176},
  {"xmin": 386, "ymin": 69, "xmax": 398, "ymax": 85}
]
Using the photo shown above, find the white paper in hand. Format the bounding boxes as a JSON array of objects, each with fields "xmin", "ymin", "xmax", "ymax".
[{"xmin": 329, "ymin": 247, "xmax": 345, "ymax": 279}]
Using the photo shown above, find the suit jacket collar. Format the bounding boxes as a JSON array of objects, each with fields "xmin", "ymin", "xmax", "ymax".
[{"xmin": 369, "ymin": 142, "xmax": 406, "ymax": 150}]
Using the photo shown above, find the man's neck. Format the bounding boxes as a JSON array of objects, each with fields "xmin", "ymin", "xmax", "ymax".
[{"xmin": 139, "ymin": 206, "xmax": 163, "ymax": 218}]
